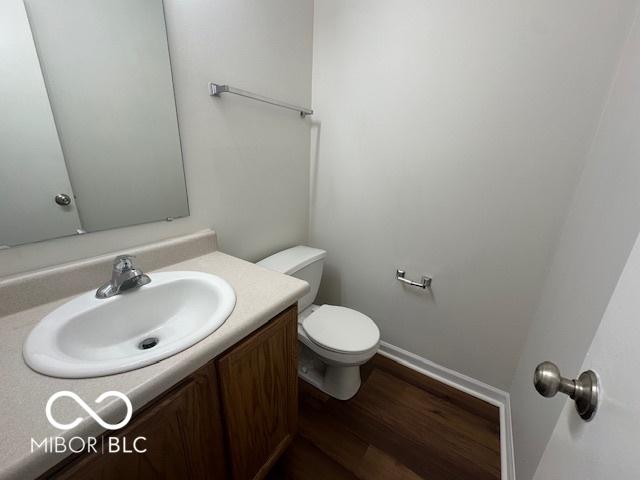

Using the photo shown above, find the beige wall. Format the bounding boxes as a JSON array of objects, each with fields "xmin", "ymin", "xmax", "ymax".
[
  {"xmin": 0, "ymin": 0, "xmax": 313, "ymax": 277},
  {"xmin": 309, "ymin": 0, "xmax": 637, "ymax": 389}
]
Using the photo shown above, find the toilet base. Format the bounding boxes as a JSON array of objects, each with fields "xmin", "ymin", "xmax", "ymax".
[{"xmin": 298, "ymin": 343, "xmax": 363, "ymax": 400}]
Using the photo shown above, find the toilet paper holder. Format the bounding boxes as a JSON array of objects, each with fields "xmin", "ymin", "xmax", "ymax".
[{"xmin": 396, "ymin": 269, "xmax": 432, "ymax": 289}]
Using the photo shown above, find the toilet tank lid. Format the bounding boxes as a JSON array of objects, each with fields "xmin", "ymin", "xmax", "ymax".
[{"xmin": 257, "ymin": 246, "xmax": 327, "ymax": 275}]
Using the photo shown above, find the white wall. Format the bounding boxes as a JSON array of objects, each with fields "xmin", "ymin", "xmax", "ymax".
[
  {"xmin": 510, "ymin": 6, "xmax": 640, "ymax": 478},
  {"xmin": 533, "ymin": 233, "xmax": 640, "ymax": 479},
  {"xmin": 0, "ymin": 0, "xmax": 313, "ymax": 277},
  {"xmin": 310, "ymin": 0, "xmax": 637, "ymax": 390}
]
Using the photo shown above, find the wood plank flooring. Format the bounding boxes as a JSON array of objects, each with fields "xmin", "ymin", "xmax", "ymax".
[{"xmin": 267, "ymin": 354, "xmax": 501, "ymax": 480}]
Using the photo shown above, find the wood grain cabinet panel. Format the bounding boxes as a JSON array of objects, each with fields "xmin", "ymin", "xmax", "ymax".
[
  {"xmin": 51, "ymin": 363, "xmax": 227, "ymax": 480},
  {"xmin": 217, "ymin": 305, "xmax": 298, "ymax": 480}
]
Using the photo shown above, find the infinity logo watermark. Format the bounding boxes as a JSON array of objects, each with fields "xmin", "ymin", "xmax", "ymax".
[
  {"xmin": 31, "ymin": 390, "xmax": 146, "ymax": 455},
  {"xmin": 45, "ymin": 391, "xmax": 132, "ymax": 430}
]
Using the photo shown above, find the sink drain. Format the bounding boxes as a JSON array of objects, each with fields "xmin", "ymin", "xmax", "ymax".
[{"xmin": 138, "ymin": 337, "xmax": 159, "ymax": 350}]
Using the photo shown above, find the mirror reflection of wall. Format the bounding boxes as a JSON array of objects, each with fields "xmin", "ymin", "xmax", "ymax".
[
  {"xmin": 0, "ymin": 0, "xmax": 82, "ymax": 247},
  {"xmin": 0, "ymin": 0, "xmax": 189, "ymax": 248}
]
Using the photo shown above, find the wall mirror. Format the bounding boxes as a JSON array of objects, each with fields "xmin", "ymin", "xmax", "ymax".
[{"xmin": 0, "ymin": 0, "xmax": 188, "ymax": 248}]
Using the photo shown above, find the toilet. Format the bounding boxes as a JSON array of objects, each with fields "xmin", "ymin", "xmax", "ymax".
[{"xmin": 258, "ymin": 246, "xmax": 380, "ymax": 400}]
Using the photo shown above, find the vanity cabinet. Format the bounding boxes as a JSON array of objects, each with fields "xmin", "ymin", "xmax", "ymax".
[
  {"xmin": 217, "ymin": 304, "xmax": 298, "ymax": 480},
  {"xmin": 47, "ymin": 305, "xmax": 298, "ymax": 480},
  {"xmin": 52, "ymin": 363, "xmax": 227, "ymax": 479}
]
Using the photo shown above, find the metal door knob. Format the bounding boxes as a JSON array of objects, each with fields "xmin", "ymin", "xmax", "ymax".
[
  {"xmin": 54, "ymin": 193, "xmax": 72, "ymax": 206},
  {"xmin": 533, "ymin": 361, "xmax": 599, "ymax": 421}
]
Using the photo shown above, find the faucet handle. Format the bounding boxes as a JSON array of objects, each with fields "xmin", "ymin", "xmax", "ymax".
[{"xmin": 113, "ymin": 254, "xmax": 136, "ymax": 272}]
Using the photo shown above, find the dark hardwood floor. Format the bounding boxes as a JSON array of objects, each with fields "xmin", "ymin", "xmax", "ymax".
[{"xmin": 267, "ymin": 354, "xmax": 501, "ymax": 480}]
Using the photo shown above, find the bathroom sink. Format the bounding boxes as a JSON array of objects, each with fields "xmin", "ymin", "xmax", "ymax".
[{"xmin": 23, "ymin": 271, "xmax": 236, "ymax": 378}]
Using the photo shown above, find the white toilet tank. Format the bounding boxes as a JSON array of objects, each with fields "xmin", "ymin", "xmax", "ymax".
[{"xmin": 257, "ymin": 246, "xmax": 326, "ymax": 311}]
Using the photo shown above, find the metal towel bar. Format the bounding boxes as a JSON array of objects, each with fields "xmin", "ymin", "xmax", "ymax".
[{"xmin": 209, "ymin": 82, "xmax": 313, "ymax": 117}]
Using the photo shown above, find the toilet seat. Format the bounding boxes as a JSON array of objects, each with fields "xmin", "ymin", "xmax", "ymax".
[{"xmin": 301, "ymin": 305, "xmax": 380, "ymax": 354}]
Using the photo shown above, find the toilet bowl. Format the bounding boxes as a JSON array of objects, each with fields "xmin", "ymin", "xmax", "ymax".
[{"xmin": 257, "ymin": 246, "xmax": 380, "ymax": 400}]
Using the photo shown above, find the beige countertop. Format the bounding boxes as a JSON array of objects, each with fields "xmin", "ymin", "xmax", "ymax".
[{"xmin": 0, "ymin": 249, "xmax": 309, "ymax": 480}]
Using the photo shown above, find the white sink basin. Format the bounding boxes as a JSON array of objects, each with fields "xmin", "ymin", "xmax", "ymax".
[{"xmin": 23, "ymin": 271, "xmax": 236, "ymax": 378}]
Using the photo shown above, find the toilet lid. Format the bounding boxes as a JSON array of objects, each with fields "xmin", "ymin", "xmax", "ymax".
[{"xmin": 302, "ymin": 305, "xmax": 380, "ymax": 354}]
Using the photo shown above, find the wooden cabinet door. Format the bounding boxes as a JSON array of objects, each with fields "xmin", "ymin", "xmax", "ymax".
[
  {"xmin": 217, "ymin": 305, "xmax": 298, "ymax": 480},
  {"xmin": 51, "ymin": 362, "xmax": 227, "ymax": 480}
]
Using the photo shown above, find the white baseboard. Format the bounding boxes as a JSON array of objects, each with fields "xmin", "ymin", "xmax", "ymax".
[{"xmin": 378, "ymin": 341, "xmax": 516, "ymax": 480}]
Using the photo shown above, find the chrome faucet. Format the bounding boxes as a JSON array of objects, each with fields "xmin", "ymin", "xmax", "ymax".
[{"xmin": 95, "ymin": 255, "xmax": 151, "ymax": 299}]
